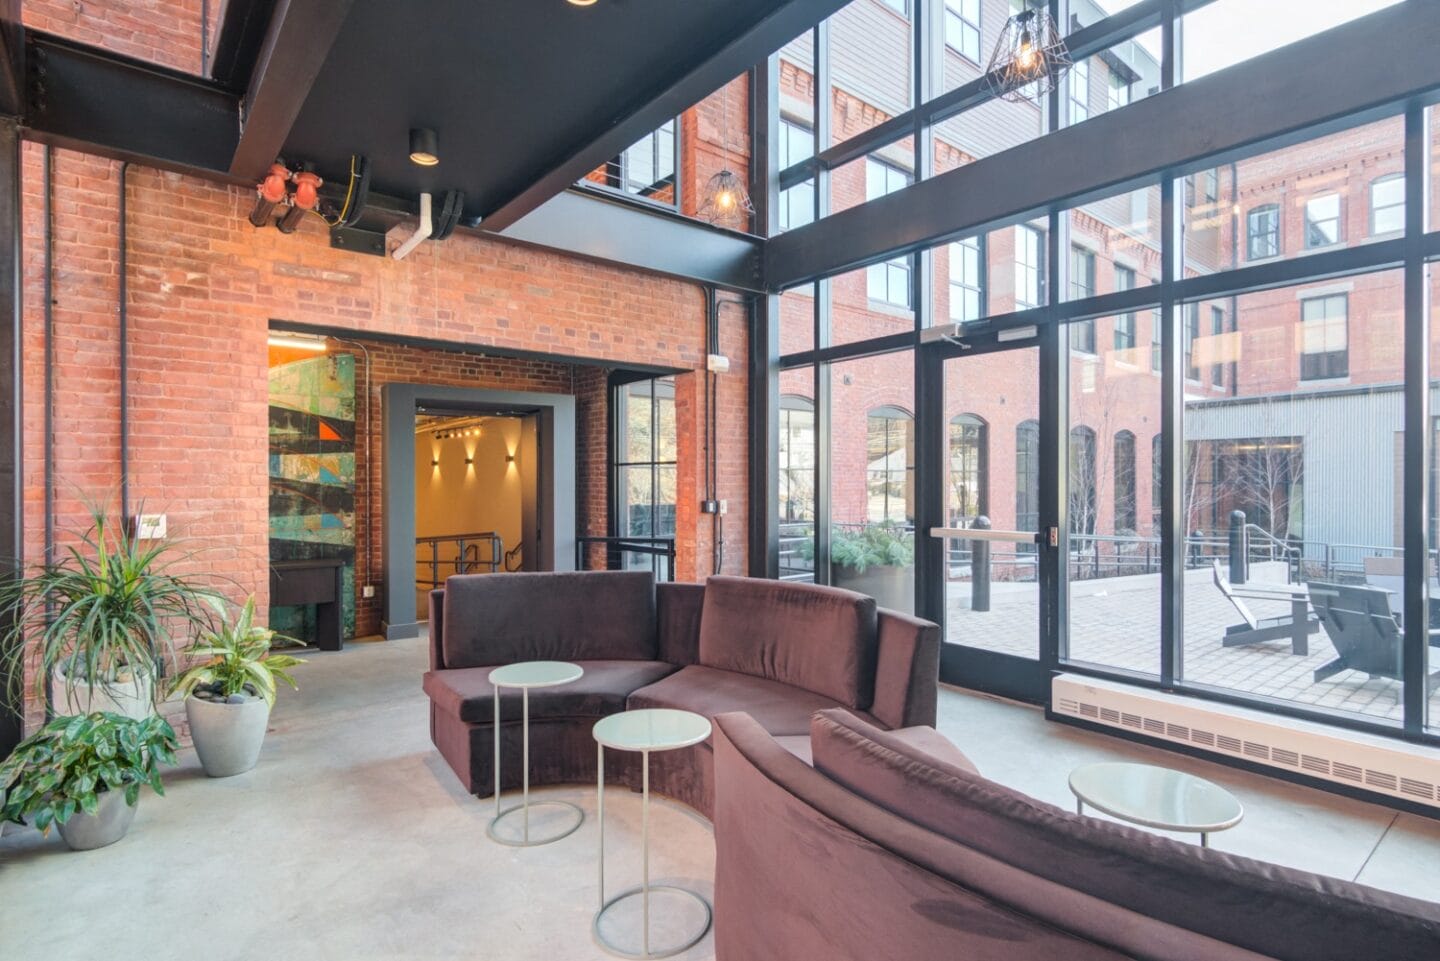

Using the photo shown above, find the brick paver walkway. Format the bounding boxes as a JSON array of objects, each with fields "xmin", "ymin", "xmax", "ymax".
[{"xmin": 946, "ymin": 562, "xmax": 1436, "ymax": 725}]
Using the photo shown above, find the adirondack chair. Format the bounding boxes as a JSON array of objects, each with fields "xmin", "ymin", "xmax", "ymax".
[
  {"xmin": 1211, "ymin": 560, "xmax": 1317, "ymax": 655},
  {"xmin": 1310, "ymin": 583, "xmax": 1440, "ymax": 692}
]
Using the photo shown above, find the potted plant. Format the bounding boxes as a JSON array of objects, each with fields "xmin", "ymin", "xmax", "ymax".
[
  {"xmin": 0, "ymin": 711, "xmax": 178, "ymax": 850},
  {"xmin": 806, "ymin": 524, "xmax": 916, "ymax": 613},
  {"xmin": 170, "ymin": 596, "xmax": 304, "ymax": 778},
  {"xmin": 0, "ymin": 504, "xmax": 216, "ymax": 719}
]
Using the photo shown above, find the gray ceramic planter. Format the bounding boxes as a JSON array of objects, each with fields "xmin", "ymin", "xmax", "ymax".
[
  {"xmin": 57, "ymin": 790, "xmax": 137, "ymax": 851},
  {"xmin": 186, "ymin": 694, "xmax": 271, "ymax": 777}
]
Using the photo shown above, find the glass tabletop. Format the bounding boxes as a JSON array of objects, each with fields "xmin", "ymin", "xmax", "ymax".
[
  {"xmin": 488, "ymin": 661, "xmax": 584, "ymax": 689},
  {"xmin": 593, "ymin": 709, "xmax": 712, "ymax": 753},
  {"xmin": 1068, "ymin": 762, "xmax": 1243, "ymax": 833}
]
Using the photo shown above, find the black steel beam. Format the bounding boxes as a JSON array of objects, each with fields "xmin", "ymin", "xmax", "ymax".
[
  {"xmin": 480, "ymin": 0, "xmax": 850, "ymax": 233},
  {"xmin": 0, "ymin": 118, "xmax": 21, "ymax": 758},
  {"xmin": 25, "ymin": 32, "xmax": 241, "ymax": 181},
  {"xmin": 0, "ymin": 0, "xmax": 22, "ymax": 118},
  {"xmin": 766, "ymin": 1, "xmax": 1440, "ymax": 289},
  {"xmin": 1401, "ymin": 103, "xmax": 1431, "ymax": 735},
  {"xmin": 230, "ymin": 0, "xmax": 354, "ymax": 180},
  {"xmin": 499, "ymin": 188, "xmax": 764, "ymax": 293},
  {"xmin": 209, "ymin": 0, "xmax": 279, "ymax": 90}
]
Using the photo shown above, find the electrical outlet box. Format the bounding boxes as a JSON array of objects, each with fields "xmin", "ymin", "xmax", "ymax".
[
  {"xmin": 134, "ymin": 514, "xmax": 167, "ymax": 540},
  {"xmin": 718, "ymin": 500, "xmax": 728, "ymax": 515},
  {"xmin": 706, "ymin": 353, "xmax": 730, "ymax": 374},
  {"xmin": 701, "ymin": 500, "xmax": 719, "ymax": 514},
  {"xmin": 362, "ymin": 585, "xmax": 375, "ymax": 599}
]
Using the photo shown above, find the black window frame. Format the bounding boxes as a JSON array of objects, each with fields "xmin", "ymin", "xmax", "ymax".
[
  {"xmin": 1303, "ymin": 192, "xmax": 1343, "ymax": 249},
  {"xmin": 943, "ymin": 0, "xmax": 982, "ymax": 64},
  {"xmin": 1298, "ymin": 292, "xmax": 1349, "ymax": 381},
  {"xmin": 1246, "ymin": 203, "xmax": 1281, "ymax": 260}
]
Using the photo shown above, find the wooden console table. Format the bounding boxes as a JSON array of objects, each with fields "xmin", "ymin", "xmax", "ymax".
[{"xmin": 270, "ymin": 558, "xmax": 346, "ymax": 651}]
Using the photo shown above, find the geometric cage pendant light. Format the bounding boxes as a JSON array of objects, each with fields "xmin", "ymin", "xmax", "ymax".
[
  {"xmin": 984, "ymin": 4, "xmax": 1073, "ymax": 104},
  {"xmin": 698, "ymin": 77, "xmax": 754, "ymax": 228}
]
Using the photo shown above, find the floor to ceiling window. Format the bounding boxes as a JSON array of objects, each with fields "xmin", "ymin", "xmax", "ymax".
[{"xmin": 612, "ymin": 376, "xmax": 677, "ymax": 577}]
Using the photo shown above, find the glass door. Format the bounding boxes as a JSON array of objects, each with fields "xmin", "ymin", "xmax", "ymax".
[{"xmin": 935, "ymin": 343, "xmax": 1054, "ymax": 703}]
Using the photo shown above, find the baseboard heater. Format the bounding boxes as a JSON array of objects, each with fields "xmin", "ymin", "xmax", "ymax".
[{"xmin": 1051, "ymin": 674, "xmax": 1439, "ymax": 812}]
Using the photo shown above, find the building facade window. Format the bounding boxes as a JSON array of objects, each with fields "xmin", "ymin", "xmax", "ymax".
[
  {"xmin": 948, "ymin": 414, "xmax": 988, "ymax": 523},
  {"xmin": 1246, "ymin": 204, "xmax": 1280, "ymax": 260},
  {"xmin": 1299, "ymin": 293, "xmax": 1348, "ymax": 380},
  {"xmin": 1068, "ymin": 426, "xmax": 1098, "ymax": 536},
  {"xmin": 944, "ymin": 0, "xmax": 982, "ymax": 63},
  {"xmin": 949, "ymin": 236, "xmax": 984, "ymax": 322},
  {"xmin": 1370, "ymin": 173, "xmax": 1404, "ymax": 235},
  {"xmin": 1015, "ymin": 225, "xmax": 1044, "ymax": 309},
  {"xmin": 1107, "ymin": 71, "xmax": 1131, "ymax": 112},
  {"xmin": 1209, "ymin": 305, "xmax": 1226, "ymax": 387},
  {"xmin": 1303, "ymin": 193, "xmax": 1342, "ymax": 248},
  {"xmin": 1114, "ymin": 265, "xmax": 1137, "ymax": 350},
  {"xmin": 867, "ymin": 406, "xmax": 915, "ymax": 524},
  {"xmin": 612, "ymin": 377, "xmax": 677, "ymax": 576},
  {"xmin": 1113, "ymin": 430, "xmax": 1137, "ymax": 534},
  {"xmin": 616, "ymin": 121, "xmax": 676, "ymax": 197},
  {"xmin": 866, "ymin": 158, "xmax": 913, "ymax": 307},
  {"xmin": 1070, "ymin": 246, "xmax": 1096, "ymax": 353},
  {"xmin": 778, "ymin": 396, "xmax": 816, "ymax": 523},
  {"xmin": 1015, "ymin": 419, "xmax": 1040, "ymax": 534},
  {"xmin": 1068, "ymin": 59, "xmax": 1090, "ymax": 124},
  {"xmin": 879, "ymin": 0, "xmax": 910, "ymax": 15},
  {"xmin": 778, "ymin": 118, "xmax": 815, "ymax": 232}
]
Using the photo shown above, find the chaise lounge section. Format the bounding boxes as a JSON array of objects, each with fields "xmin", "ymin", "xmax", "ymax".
[
  {"xmin": 422, "ymin": 571, "xmax": 939, "ymax": 816},
  {"xmin": 712, "ymin": 708, "xmax": 1440, "ymax": 961}
]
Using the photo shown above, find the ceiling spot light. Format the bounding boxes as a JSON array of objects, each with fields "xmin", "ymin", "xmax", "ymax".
[
  {"xmin": 985, "ymin": 6, "xmax": 1071, "ymax": 104},
  {"xmin": 268, "ymin": 333, "xmax": 328, "ymax": 351},
  {"xmin": 409, "ymin": 128, "xmax": 440, "ymax": 167},
  {"xmin": 567, "ymin": 0, "xmax": 599, "ymax": 5}
]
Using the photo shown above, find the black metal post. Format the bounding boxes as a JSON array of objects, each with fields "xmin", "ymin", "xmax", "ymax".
[
  {"xmin": 0, "ymin": 118, "xmax": 22, "ymax": 759},
  {"xmin": 971, "ymin": 515, "xmax": 992, "ymax": 613},
  {"xmin": 1228, "ymin": 510, "xmax": 1248, "ymax": 585},
  {"xmin": 1401, "ymin": 102, "xmax": 1431, "ymax": 736}
]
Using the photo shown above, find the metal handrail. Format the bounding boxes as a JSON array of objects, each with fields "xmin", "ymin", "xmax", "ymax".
[
  {"xmin": 930, "ymin": 527, "xmax": 1040, "ymax": 543},
  {"xmin": 575, "ymin": 536, "xmax": 677, "ymax": 581},
  {"xmin": 416, "ymin": 531, "xmax": 504, "ymax": 589}
]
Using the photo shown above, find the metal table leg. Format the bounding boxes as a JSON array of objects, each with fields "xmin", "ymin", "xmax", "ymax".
[{"xmin": 486, "ymin": 683, "xmax": 582, "ymax": 847}]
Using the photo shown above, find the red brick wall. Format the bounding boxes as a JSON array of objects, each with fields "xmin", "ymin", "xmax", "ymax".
[{"xmin": 23, "ymin": 0, "xmax": 211, "ymax": 74}]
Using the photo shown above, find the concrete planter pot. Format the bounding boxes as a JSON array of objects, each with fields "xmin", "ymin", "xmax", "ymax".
[
  {"xmin": 52, "ymin": 667, "xmax": 154, "ymax": 720},
  {"xmin": 186, "ymin": 694, "xmax": 271, "ymax": 777},
  {"xmin": 56, "ymin": 790, "xmax": 137, "ymax": 851},
  {"xmin": 834, "ymin": 564, "xmax": 915, "ymax": 614}
]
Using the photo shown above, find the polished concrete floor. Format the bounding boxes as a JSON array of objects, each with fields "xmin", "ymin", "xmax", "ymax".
[{"xmin": 2, "ymin": 631, "xmax": 1438, "ymax": 961}]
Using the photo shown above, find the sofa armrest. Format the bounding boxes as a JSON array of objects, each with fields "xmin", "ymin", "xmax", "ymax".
[
  {"xmin": 657, "ymin": 581, "xmax": 705, "ymax": 666},
  {"xmin": 868, "ymin": 610, "xmax": 940, "ymax": 729},
  {"xmin": 428, "ymin": 589, "xmax": 446, "ymax": 670}
]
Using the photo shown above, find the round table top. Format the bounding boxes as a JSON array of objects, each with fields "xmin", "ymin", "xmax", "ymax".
[
  {"xmin": 593, "ymin": 708, "xmax": 712, "ymax": 753},
  {"xmin": 488, "ymin": 661, "xmax": 584, "ymax": 689},
  {"xmin": 1068, "ymin": 762, "xmax": 1243, "ymax": 834}
]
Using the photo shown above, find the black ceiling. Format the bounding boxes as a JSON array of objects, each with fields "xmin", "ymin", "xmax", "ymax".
[{"xmin": 276, "ymin": 0, "xmax": 832, "ymax": 230}]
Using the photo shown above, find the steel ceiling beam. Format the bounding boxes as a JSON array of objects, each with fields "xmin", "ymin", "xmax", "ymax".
[
  {"xmin": 765, "ymin": 0, "xmax": 1440, "ymax": 290},
  {"xmin": 229, "ymin": 0, "xmax": 355, "ymax": 180},
  {"xmin": 479, "ymin": 0, "xmax": 850, "ymax": 233},
  {"xmin": 0, "ymin": 0, "xmax": 22, "ymax": 118}
]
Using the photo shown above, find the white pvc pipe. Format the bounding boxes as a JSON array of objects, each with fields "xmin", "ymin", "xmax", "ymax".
[{"xmin": 391, "ymin": 192, "xmax": 433, "ymax": 260}]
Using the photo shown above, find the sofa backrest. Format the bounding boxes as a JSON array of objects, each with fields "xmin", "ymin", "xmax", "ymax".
[
  {"xmin": 441, "ymin": 571, "xmax": 657, "ymax": 669},
  {"xmin": 697, "ymin": 576, "xmax": 878, "ymax": 709},
  {"xmin": 656, "ymin": 581, "xmax": 705, "ymax": 666},
  {"xmin": 808, "ymin": 709, "xmax": 1440, "ymax": 961}
]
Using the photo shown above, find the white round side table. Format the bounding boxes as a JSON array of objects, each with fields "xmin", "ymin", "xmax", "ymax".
[
  {"xmin": 592, "ymin": 708, "xmax": 713, "ymax": 959},
  {"xmin": 486, "ymin": 660, "xmax": 585, "ymax": 847},
  {"xmin": 1069, "ymin": 761, "xmax": 1244, "ymax": 848}
]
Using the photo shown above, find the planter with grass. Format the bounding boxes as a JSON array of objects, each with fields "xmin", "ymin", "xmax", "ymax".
[
  {"xmin": 0, "ymin": 712, "xmax": 178, "ymax": 850},
  {"xmin": 799, "ymin": 524, "xmax": 916, "ymax": 614},
  {"xmin": 0, "ymin": 505, "xmax": 215, "ymax": 721},
  {"xmin": 171, "ymin": 596, "xmax": 304, "ymax": 778}
]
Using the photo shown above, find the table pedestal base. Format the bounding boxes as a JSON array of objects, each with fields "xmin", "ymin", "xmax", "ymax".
[
  {"xmin": 593, "ymin": 884, "xmax": 712, "ymax": 960},
  {"xmin": 487, "ymin": 799, "xmax": 584, "ymax": 847}
]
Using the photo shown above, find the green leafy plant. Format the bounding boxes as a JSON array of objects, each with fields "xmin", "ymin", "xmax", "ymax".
[
  {"xmin": 0, "ymin": 503, "xmax": 218, "ymax": 707},
  {"xmin": 796, "ymin": 524, "xmax": 915, "ymax": 575},
  {"xmin": 169, "ymin": 596, "xmax": 304, "ymax": 708},
  {"xmin": 0, "ymin": 712, "xmax": 178, "ymax": 834}
]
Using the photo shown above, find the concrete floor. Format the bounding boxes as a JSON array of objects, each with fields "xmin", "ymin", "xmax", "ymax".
[{"xmin": 2, "ymin": 631, "xmax": 1438, "ymax": 961}]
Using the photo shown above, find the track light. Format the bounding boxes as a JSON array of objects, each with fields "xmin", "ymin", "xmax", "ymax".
[{"xmin": 409, "ymin": 128, "xmax": 440, "ymax": 167}]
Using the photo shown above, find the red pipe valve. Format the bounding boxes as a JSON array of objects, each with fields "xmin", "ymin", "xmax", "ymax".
[
  {"xmin": 292, "ymin": 171, "xmax": 323, "ymax": 210},
  {"xmin": 259, "ymin": 163, "xmax": 289, "ymax": 203}
]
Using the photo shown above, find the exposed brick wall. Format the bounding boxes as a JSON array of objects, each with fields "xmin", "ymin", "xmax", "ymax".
[{"xmin": 23, "ymin": 0, "xmax": 209, "ymax": 74}]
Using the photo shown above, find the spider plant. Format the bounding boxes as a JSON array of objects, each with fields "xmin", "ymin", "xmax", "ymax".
[
  {"xmin": 170, "ymin": 596, "xmax": 304, "ymax": 708},
  {"xmin": 0, "ymin": 503, "xmax": 218, "ymax": 711}
]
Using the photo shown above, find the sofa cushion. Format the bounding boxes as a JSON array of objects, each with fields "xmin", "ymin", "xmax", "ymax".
[
  {"xmin": 424, "ymin": 660, "xmax": 676, "ymax": 724},
  {"xmin": 809, "ymin": 709, "xmax": 1440, "ymax": 961},
  {"xmin": 441, "ymin": 572, "xmax": 657, "ymax": 669},
  {"xmin": 628, "ymin": 665, "xmax": 847, "ymax": 737},
  {"xmin": 657, "ymin": 581, "xmax": 705, "ymax": 666},
  {"xmin": 697, "ymin": 576, "xmax": 878, "ymax": 709}
]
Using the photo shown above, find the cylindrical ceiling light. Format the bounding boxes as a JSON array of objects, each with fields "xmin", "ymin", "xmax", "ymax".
[
  {"xmin": 567, "ymin": 0, "xmax": 599, "ymax": 5},
  {"xmin": 409, "ymin": 128, "xmax": 440, "ymax": 167}
]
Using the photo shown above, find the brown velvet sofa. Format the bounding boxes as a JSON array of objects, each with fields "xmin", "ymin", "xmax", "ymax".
[
  {"xmin": 422, "ymin": 571, "xmax": 939, "ymax": 817},
  {"xmin": 713, "ymin": 708, "xmax": 1440, "ymax": 961}
]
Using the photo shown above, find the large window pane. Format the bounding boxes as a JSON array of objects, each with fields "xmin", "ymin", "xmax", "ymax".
[
  {"xmin": 1180, "ymin": 117, "xmax": 1405, "ymax": 277},
  {"xmin": 781, "ymin": 285, "xmax": 817, "ymax": 356},
  {"xmin": 1066, "ymin": 316, "xmax": 1162, "ymax": 676},
  {"xmin": 778, "ymin": 33, "xmax": 817, "ymax": 235},
  {"xmin": 931, "ymin": 95, "xmax": 1046, "ymax": 178},
  {"xmin": 779, "ymin": 366, "xmax": 817, "ymax": 582},
  {"xmin": 1065, "ymin": 185, "xmax": 1162, "ymax": 302},
  {"xmin": 827, "ymin": 0, "xmax": 912, "ymax": 148},
  {"xmin": 1430, "ymin": 259, "xmax": 1439, "ymax": 733},
  {"xmin": 1181, "ymin": 271, "xmax": 1405, "ymax": 726},
  {"xmin": 830, "ymin": 350, "xmax": 916, "ymax": 613},
  {"xmin": 1060, "ymin": 28, "xmax": 1162, "ymax": 129},
  {"xmin": 830, "ymin": 261, "xmax": 915, "ymax": 347},
  {"xmin": 1182, "ymin": 0, "xmax": 1403, "ymax": 83},
  {"xmin": 829, "ymin": 137, "xmax": 914, "ymax": 216}
]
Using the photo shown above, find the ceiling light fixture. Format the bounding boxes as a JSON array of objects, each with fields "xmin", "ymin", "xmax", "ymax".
[
  {"xmin": 267, "ymin": 333, "xmax": 328, "ymax": 351},
  {"xmin": 409, "ymin": 128, "xmax": 440, "ymax": 167},
  {"xmin": 698, "ymin": 79, "xmax": 754, "ymax": 228},
  {"xmin": 985, "ymin": 5, "xmax": 1072, "ymax": 104},
  {"xmin": 567, "ymin": 0, "xmax": 599, "ymax": 5}
]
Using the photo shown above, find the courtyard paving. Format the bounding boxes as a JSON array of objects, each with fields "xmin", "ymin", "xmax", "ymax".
[{"xmin": 947, "ymin": 562, "xmax": 1439, "ymax": 725}]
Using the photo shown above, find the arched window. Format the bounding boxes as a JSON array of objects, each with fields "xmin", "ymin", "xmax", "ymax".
[
  {"xmin": 1113, "ymin": 430, "xmax": 1136, "ymax": 534},
  {"xmin": 1069, "ymin": 426, "xmax": 1097, "ymax": 536},
  {"xmin": 948, "ymin": 414, "xmax": 988, "ymax": 524},
  {"xmin": 1015, "ymin": 420, "xmax": 1040, "ymax": 534},
  {"xmin": 1370, "ymin": 173, "xmax": 1404, "ymax": 236},
  {"xmin": 778, "ymin": 396, "xmax": 815, "ymax": 523},
  {"xmin": 867, "ymin": 406, "xmax": 914, "ymax": 524},
  {"xmin": 1246, "ymin": 203, "xmax": 1280, "ymax": 260}
]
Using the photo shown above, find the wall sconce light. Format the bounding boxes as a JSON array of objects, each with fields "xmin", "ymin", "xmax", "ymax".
[
  {"xmin": 431, "ymin": 457, "xmax": 439, "ymax": 467},
  {"xmin": 409, "ymin": 128, "xmax": 440, "ymax": 167},
  {"xmin": 506, "ymin": 454, "xmax": 516, "ymax": 463},
  {"xmin": 465, "ymin": 456, "xmax": 474, "ymax": 465}
]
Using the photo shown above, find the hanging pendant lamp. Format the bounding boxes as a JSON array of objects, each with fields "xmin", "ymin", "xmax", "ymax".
[{"xmin": 985, "ymin": 5, "xmax": 1073, "ymax": 104}]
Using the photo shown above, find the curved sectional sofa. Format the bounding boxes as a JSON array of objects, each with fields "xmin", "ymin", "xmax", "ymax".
[{"xmin": 422, "ymin": 571, "xmax": 940, "ymax": 816}]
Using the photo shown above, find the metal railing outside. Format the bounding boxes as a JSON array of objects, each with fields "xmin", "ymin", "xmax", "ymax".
[
  {"xmin": 575, "ymin": 536, "xmax": 677, "ymax": 582},
  {"xmin": 416, "ymin": 531, "xmax": 503, "ymax": 590}
]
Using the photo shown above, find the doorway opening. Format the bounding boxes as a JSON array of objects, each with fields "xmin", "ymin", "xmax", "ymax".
[{"xmin": 414, "ymin": 409, "xmax": 542, "ymax": 616}]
